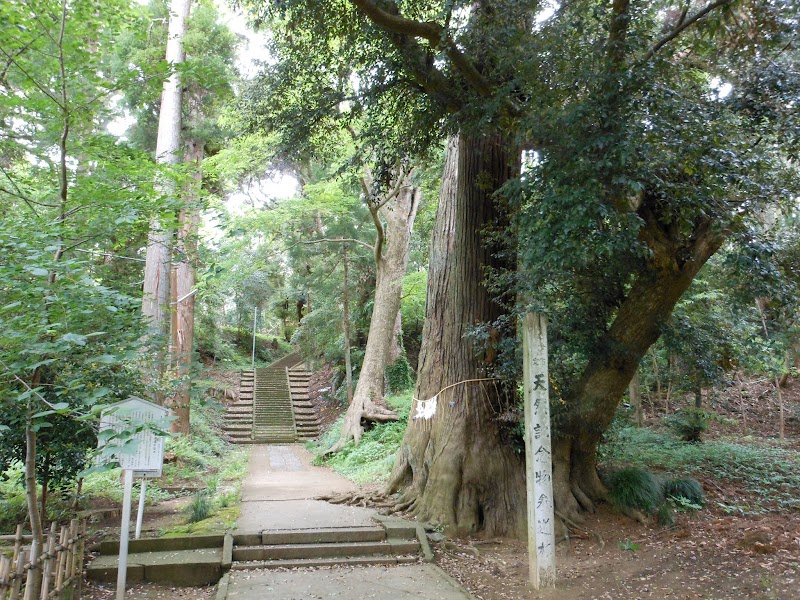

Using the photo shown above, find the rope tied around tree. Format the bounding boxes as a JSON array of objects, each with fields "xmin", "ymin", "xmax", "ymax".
[{"xmin": 411, "ymin": 377, "xmax": 502, "ymax": 421}]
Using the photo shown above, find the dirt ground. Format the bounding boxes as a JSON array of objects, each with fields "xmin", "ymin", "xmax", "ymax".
[
  {"xmin": 437, "ymin": 378, "xmax": 800, "ymax": 600},
  {"xmin": 437, "ymin": 506, "xmax": 799, "ymax": 600}
]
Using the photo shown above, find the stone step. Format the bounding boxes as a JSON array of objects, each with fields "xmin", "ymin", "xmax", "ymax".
[
  {"xmin": 253, "ymin": 426, "xmax": 295, "ymax": 433},
  {"xmin": 230, "ymin": 555, "xmax": 418, "ymax": 571},
  {"xmin": 232, "ymin": 539, "xmax": 419, "ymax": 562},
  {"xmin": 261, "ymin": 527, "xmax": 386, "ymax": 545}
]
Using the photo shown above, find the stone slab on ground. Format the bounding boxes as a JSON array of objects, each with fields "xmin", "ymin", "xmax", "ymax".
[
  {"xmin": 86, "ymin": 548, "xmax": 222, "ymax": 587},
  {"xmin": 237, "ymin": 444, "xmax": 373, "ymax": 532},
  {"xmin": 239, "ymin": 444, "xmax": 357, "ymax": 502},
  {"xmin": 223, "ymin": 564, "xmax": 474, "ymax": 600},
  {"xmin": 237, "ymin": 499, "xmax": 377, "ymax": 531}
]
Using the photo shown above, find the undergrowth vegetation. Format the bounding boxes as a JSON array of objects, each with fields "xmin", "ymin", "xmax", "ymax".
[
  {"xmin": 0, "ymin": 394, "xmax": 247, "ymax": 533},
  {"xmin": 601, "ymin": 425, "xmax": 800, "ymax": 514},
  {"xmin": 311, "ymin": 391, "xmax": 412, "ymax": 484}
]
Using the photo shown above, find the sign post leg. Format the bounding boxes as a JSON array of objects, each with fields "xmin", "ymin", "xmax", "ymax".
[
  {"xmin": 523, "ymin": 313, "xmax": 556, "ymax": 588},
  {"xmin": 117, "ymin": 469, "xmax": 133, "ymax": 600},
  {"xmin": 135, "ymin": 478, "xmax": 147, "ymax": 539}
]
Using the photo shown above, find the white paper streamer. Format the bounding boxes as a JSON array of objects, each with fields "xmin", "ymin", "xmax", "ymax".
[{"xmin": 413, "ymin": 395, "xmax": 438, "ymax": 420}]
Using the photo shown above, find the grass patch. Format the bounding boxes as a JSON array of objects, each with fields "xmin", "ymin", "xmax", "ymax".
[
  {"xmin": 161, "ymin": 505, "xmax": 240, "ymax": 536},
  {"xmin": 311, "ymin": 391, "xmax": 412, "ymax": 485},
  {"xmin": 607, "ymin": 467, "xmax": 664, "ymax": 514},
  {"xmin": 601, "ymin": 426, "xmax": 800, "ymax": 513}
]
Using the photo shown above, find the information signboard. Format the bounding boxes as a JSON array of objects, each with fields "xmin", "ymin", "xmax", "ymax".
[{"xmin": 99, "ymin": 396, "xmax": 170, "ymax": 477}]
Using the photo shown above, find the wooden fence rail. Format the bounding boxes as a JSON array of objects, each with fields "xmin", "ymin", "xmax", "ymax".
[{"xmin": 0, "ymin": 520, "xmax": 87, "ymax": 600}]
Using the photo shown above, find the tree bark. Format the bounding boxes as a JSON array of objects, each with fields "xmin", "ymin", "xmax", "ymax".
[
  {"xmin": 168, "ymin": 138, "xmax": 202, "ymax": 434},
  {"xmin": 342, "ymin": 243, "xmax": 354, "ymax": 404},
  {"xmin": 142, "ymin": 0, "xmax": 191, "ymax": 390},
  {"xmin": 386, "ymin": 134, "xmax": 526, "ymax": 538},
  {"xmin": 328, "ymin": 170, "xmax": 421, "ymax": 451}
]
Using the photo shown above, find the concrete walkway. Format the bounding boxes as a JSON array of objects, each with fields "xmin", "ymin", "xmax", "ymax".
[{"xmin": 225, "ymin": 444, "xmax": 473, "ymax": 600}]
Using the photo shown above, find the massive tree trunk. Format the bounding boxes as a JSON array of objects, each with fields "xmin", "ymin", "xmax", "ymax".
[
  {"xmin": 329, "ymin": 170, "xmax": 421, "ymax": 451},
  {"xmin": 386, "ymin": 134, "xmax": 526, "ymax": 538},
  {"xmin": 141, "ymin": 0, "xmax": 191, "ymax": 388},
  {"xmin": 551, "ymin": 211, "xmax": 725, "ymax": 523},
  {"xmin": 168, "ymin": 137, "xmax": 202, "ymax": 434}
]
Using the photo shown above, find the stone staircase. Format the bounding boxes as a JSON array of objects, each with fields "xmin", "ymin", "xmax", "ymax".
[
  {"xmin": 222, "ymin": 370, "xmax": 255, "ymax": 444},
  {"xmin": 223, "ymin": 358, "xmax": 322, "ymax": 444},
  {"xmin": 230, "ymin": 522, "xmax": 423, "ymax": 570},
  {"xmin": 289, "ymin": 367, "xmax": 320, "ymax": 440},
  {"xmin": 252, "ymin": 367, "xmax": 297, "ymax": 443}
]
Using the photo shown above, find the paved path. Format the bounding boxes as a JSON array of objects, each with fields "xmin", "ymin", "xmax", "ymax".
[
  {"xmin": 237, "ymin": 444, "xmax": 370, "ymax": 531},
  {"xmin": 226, "ymin": 444, "xmax": 473, "ymax": 600}
]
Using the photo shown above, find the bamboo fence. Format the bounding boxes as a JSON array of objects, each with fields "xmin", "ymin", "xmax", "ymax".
[{"xmin": 0, "ymin": 520, "xmax": 87, "ymax": 600}]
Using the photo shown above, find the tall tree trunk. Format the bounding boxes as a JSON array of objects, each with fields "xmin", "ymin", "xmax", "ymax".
[
  {"xmin": 142, "ymin": 0, "xmax": 191, "ymax": 391},
  {"xmin": 342, "ymin": 244, "xmax": 354, "ymax": 404},
  {"xmin": 328, "ymin": 171, "xmax": 421, "ymax": 452},
  {"xmin": 169, "ymin": 138, "xmax": 202, "ymax": 434},
  {"xmin": 386, "ymin": 134, "xmax": 526, "ymax": 538},
  {"xmin": 552, "ymin": 214, "xmax": 724, "ymax": 523}
]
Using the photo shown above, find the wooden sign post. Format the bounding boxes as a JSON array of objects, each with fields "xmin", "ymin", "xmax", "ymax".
[{"xmin": 522, "ymin": 313, "xmax": 556, "ymax": 588}]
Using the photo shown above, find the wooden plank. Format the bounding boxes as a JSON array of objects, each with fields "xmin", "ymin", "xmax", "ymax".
[{"xmin": 522, "ymin": 313, "xmax": 556, "ymax": 589}]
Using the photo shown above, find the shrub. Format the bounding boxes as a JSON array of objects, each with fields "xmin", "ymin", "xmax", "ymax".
[
  {"xmin": 0, "ymin": 462, "xmax": 30, "ymax": 530},
  {"xmin": 607, "ymin": 467, "xmax": 664, "ymax": 514},
  {"xmin": 385, "ymin": 353, "xmax": 413, "ymax": 393},
  {"xmin": 600, "ymin": 425, "xmax": 800, "ymax": 513},
  {"xmin": 664, "ymin": 407, "xmax": 709, "ymax": 443},
  {"xmin": 187, "ymin": 490, "xmax": 213, "ymax": 523},
  {"xmin": 664, "ymin": 478, "xmax": 705, "ymax": 507}
]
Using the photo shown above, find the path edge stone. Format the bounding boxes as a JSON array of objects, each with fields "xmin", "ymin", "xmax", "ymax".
[{"xmin": 215, "ymin": 572, "xmax": 230, "ymax": 600}]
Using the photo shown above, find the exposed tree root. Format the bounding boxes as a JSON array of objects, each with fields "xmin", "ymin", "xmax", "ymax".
[
  {"xmin": 556, "ymin": 509, "xmax": 605, "ymax": 550},
  {"xmin": 316, "ymin": 490, "xmax": 417, "ymax": 517},
  {"xmin": 322, "ymin": 401, "xmax": 399, "ymax": 456}
]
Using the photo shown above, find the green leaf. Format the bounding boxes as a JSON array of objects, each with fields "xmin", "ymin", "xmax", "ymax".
[
  {"xmin": 77, "ymin": 463, "xmax": 115, "ymax": 478},
  {"xmin": 87, "ymin": 354, "xmax": 117, "ymax": 364},
  {"xmin": 59, "ymin": 333, "xmax": 88, "ymax": 346}
]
